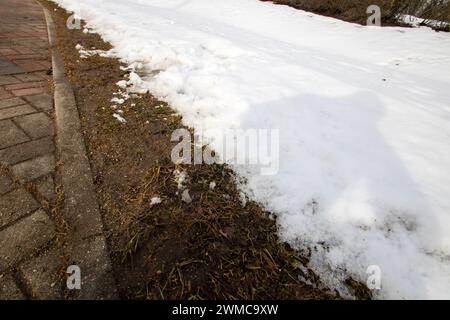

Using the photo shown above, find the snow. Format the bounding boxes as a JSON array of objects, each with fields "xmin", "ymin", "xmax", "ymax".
[
  {"xmin": 173, "ymin": 169, "xmax": 188, "ymax": 189},
  {"xmin": 116, "ymin": 80, "xmax": 128, "ymax": 89},
  {"xmin": 111, "ymin": 97, "xmax": 125, "ymax": 105},
  {"xmin": 173, "ymin": 169, "xmax": 192, "ymax": 202},
  {"xmin": 75, "ymin": 43, "xmax": 112, "ymax": 59},
  {"xmin": 54, "ymin": 0, "xmax": 450, "ymax": 299},
  {"xmin": 181, "ymin": 189, "xmax": 192, "ymax": 203},
  {"xmin": 113, "ymin": 113, "xmax": 126, "ymax": 123},
  {"xmin": 239, "ymin": 191, "xmax": 247, "ymax": 208}
]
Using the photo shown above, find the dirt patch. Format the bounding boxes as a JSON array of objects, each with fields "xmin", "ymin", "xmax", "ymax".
[{"xmin": 41, "ymin": 0, "xmax": 370, "ymax": 300}]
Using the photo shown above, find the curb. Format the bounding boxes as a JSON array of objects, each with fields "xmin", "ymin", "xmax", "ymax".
[{"xmin": 39, "ymin": 2, "xmax": 118, "ymax": 299}]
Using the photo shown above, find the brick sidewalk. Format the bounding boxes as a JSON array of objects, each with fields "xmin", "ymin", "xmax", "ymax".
[{"xmin": 0, "ymin": 0, "xmax": 63, "ymax": 299}]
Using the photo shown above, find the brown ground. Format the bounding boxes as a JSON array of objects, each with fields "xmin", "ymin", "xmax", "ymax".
[{"xmin": 41, "ymin": 0, "xmax": 371, "ymax": 300}]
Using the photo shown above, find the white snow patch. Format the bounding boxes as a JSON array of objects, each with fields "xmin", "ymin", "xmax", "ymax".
[
  {"xmin": 150, "ymin": 197, "xmax": 162, "ymax": 206},
  {"xmin": 113, "ymin": 113, "xmax": 126, "ymax": 123},
  {"xmin": 239, "ymin": 191, "xmax": 247, "ymax": 208},
  {"xmin": 111, "ymin": 97, "xmax": 125, "ymax": 105},
  {"xmin": 173, "ymin": 169, "xmax": 188, "ymax": 190},
  {"xmin": 117, "ymin": 80, "xmax": 128, "ymax": 89},
  {"xmin": 74, "ymin": 43, "xmax": 113, "ymax": 59},
  {"xmin": 181, "ymin": 189, "xmax": 192, "ymax": 203}
]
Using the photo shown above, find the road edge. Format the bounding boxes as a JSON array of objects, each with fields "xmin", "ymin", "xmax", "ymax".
[{"xmin": 39, "ymin": 2, "xmax": 118, "ymax": 299}]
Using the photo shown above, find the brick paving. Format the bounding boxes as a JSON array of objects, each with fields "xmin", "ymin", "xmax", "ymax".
[{"xmin": 0, "ymin": 0, "xmax": 64, "ymax": 299}]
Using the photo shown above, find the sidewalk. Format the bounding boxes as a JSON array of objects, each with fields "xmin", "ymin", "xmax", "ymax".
[{"xmin": 0, "ymin": 0, "xmax": 63, "ymax": 299}]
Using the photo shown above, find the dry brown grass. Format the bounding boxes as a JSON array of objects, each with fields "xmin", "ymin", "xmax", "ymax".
[{"xmin": 263, "ymin": 0, "xmax": 450, "ymax": 29}]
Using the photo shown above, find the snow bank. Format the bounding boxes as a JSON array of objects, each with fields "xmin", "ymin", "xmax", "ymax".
[{"xmin": 54, "ymin": 0, "xmax": 450, "ymax": 299}]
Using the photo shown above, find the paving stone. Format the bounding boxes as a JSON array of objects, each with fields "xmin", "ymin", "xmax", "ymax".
[
  {"xmin": 12, "ymin": 87, "xmax": 46, "ymax": 97},
  {"xmin": 34, "ymin": 71, "xmax": 51, "ymax": 80},
  {"xmin": 0, "ymin": 174, "xmax": 13, "ymax": 195},
  {"xmin": 19, "ymin": 246, "xmax": 63, "ymax": 299},
  {"xmin": 23, "ymin": 94, "xmax": 52, "ymax": 111},
  {"xmin": 0, "ymin": 97, "xmax": 26, "ymax": 110},
  {"xmin": 13, "ymin": 73, "xmax": 42, "ymax": 82},
  {"xmin": 0, "ymin": 274, "xmax": 25, "ymax": 300},
  {"xmin": 14, "ymin": 47, "xmax": 34, "ymax": 55},
  {"xmin": 0, "ymin": 104, "xmax": 36, "ymax": 120},
  {"xmin": 10, "ymin": 153, "xmax": 55, "ymax": 182},
  {"xmin": 0, "ymin": 59, "xmax": 12, "ymax": 67},
  {"xmin": 0, "ymin": 119, "xmax": 29, "ymax": 149},
  {"xmin": 0, "ymin": 48, "xmax": 18, "ymax": 55},
  {"xmin": 15, "ymin": 112, "xmax": 52, "ymax": 139},
  {"xmin": 0, "ymin": 62, "xmax": 25, "ymax": 75},
  {"xmin": 0, "ymin": 209, "xmax": 55, "ymax": 272},
  {"xmin": 4, "ymin": 81, "xmax": 47, "ymax": 91},
  {"xmin": 1, "ymin": 0, "xmax": 115, "ymax": 299},
  {"xmin": 0, "ymin": 188, "xmax": 39, "ymax": 228},
  {"xmin": 36, "ymin": 175, "xmax": 55, "ymax": 202},
  {"xmin": 0, "ymin": 136, "xmax": 54, "ymax": 165},
  {"xmin": 13, "ymin": 61, "xmax": 47, "ymax": 73},
  {"xmin": 0, "ymin": 75, "xmax": 21, "ymax": 85},
  {"xmin": 0, "ymin": 93, "xmax": 13, "ymax": 100},
  {"xmin": 39, "ymin": 61, "xmax": 51, "ymax": 69}
]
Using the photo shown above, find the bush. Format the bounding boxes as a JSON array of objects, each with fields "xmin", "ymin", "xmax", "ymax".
[
  {"xmin": 401, "ymin": 0, "xmax": 450, "ymax": 30},
  {"xmin": 262, "ymin": 0, "xmax": 450, "ymax": 29}
]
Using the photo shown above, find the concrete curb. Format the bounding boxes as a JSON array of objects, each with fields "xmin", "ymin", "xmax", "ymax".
[{"xmin": 39, "ymin": 3, "xmax": 118, "ymax": 299}]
